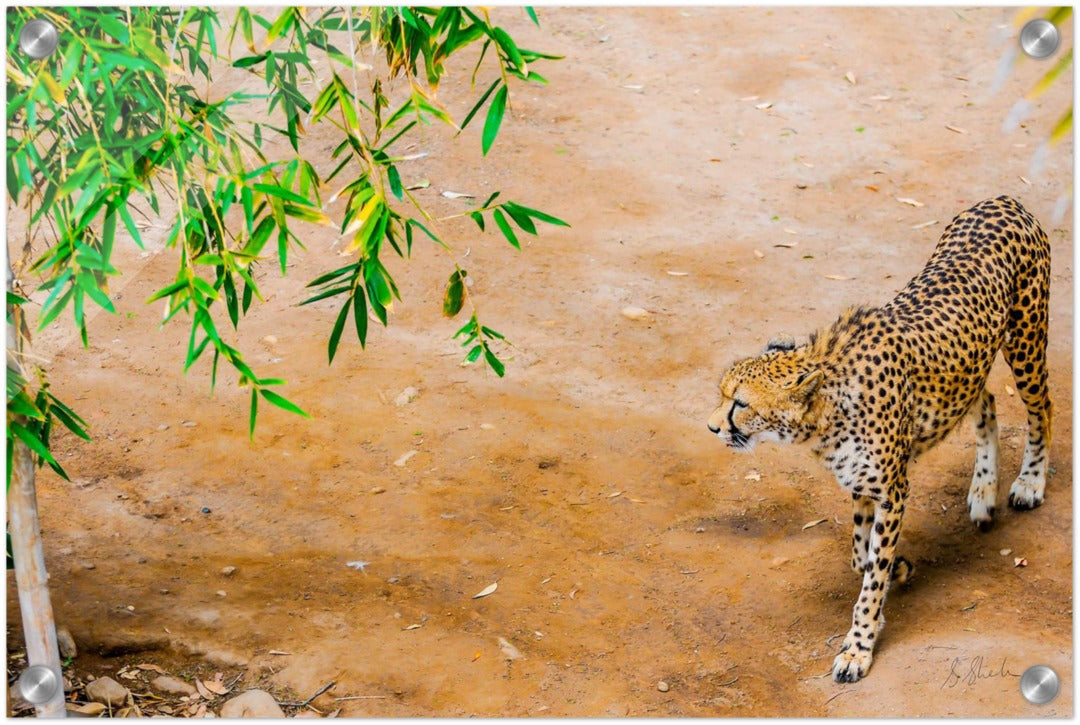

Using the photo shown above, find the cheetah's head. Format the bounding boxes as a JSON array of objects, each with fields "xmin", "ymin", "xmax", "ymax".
[{"xmin": 707, "ymin": 336, "xmax": 823, "ymax": 452}]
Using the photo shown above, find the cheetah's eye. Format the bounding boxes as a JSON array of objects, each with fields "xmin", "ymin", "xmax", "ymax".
[{"xmin": 733, "ymin": 399, "xmax": 748, "ymax": 410}]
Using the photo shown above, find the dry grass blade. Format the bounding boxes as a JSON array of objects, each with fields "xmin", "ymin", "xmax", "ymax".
[
  {"xmin": 945, "ymin": 124, "xmax": 967, "ymax": 134},
  {"xmin": 802, "ymin": 518, "xmax": 828, "ymax": 530},
  {"xmin": 896, "ymin": 197, "xmax": 924, "ymax": 207},
  {"xmin": 824, "ymin": 274, "xmax": 852, "ymax": 281}
]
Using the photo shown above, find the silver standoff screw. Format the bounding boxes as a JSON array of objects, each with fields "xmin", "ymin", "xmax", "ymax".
[
  {"xmin": 19, "ymin": 18, "xmax": 60, "ymax": 59},
  {"xmin": 1020, "ymin": 664, "xmax": 1060, "ymax": 705},
  {"xmin": 1019, "ymin": 19, "xmax": 1060, "ymax": 59},
  {"xmin": 17, "ymin": 664, "xmax": 60, "ymax": 705}
]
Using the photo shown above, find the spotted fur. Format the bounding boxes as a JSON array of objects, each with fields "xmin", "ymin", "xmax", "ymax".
[{"xmin": 707, "ymin": 196, "xmax": 1052, "ymax": 683}]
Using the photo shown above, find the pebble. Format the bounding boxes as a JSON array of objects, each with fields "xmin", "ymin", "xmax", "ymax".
[
  {"xmin": 80, "ymin": 561, "xmax": 96, "ymax": 570},
  {"xmin": 201, "ymin": 507, "xmax": 212, "ymax": 514},
  {"xmin": 479, "ymin": 423, "xmax": 495, "ymax": 430},
  {"xmin": 157, "ymin": 424, "xmax": 170, "ymax": 431},
  {"xmin": 216, "ymin": 590, "xmax": 227, "ymax": 598},
  {"xmin": 56, "ymin": 627, "xmax": 77, "ymax": 659},
  {"xmin": 86, "ymin": 676, "xmax": 130, "ymax": 706},
  {"xmin": 219, "ymin": 690, "xmax": 285, "ymax": 718},
  {"xmin": 370, "ymin": 486, "xmax": 386, "ymax": 495},
  {"xmin": 394, "ymin": 386, "xmax": 419, "ymax": 407},
  {"xmin": 621, "ymin": 306, "xmax": 649, "ymax": 321},
  {"xmin": 657, "ymin": 680, "xmax": 670, "ymax": 693},
  {"xmin": 151, "ymin": 676, "xmax": 196, "ymax": 696},
  {"xmin": 221, "ymin": 566, "xmax": 237, "ymax": 577},
  {"xmin": 182, "ymin": 421, "xmax": 198, "ymax": 428}
]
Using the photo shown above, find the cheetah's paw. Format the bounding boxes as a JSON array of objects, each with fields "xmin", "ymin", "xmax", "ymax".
[
  {"xmin": 832, "ymin": 647, "xmax": 873, "ymax": 683},
  {"xmin": 1008, "ymin": 478, "xmax": 1045, "ymax": 511}
]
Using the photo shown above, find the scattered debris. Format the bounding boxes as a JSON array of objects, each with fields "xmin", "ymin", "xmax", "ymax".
[{"xmin": 896, "ymin": 197, "xmax": 924, "ymax": 208}]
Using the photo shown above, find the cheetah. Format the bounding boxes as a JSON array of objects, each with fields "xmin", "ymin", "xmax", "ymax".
[{"xmin": 706, "ymin": 195, "xmax": 1052, "ymax": 683}]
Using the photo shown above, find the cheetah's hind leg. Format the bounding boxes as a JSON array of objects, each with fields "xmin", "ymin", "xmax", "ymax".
[{"xmin": 967, "ymin": 388, "xmax": 999, "ymax": 531}]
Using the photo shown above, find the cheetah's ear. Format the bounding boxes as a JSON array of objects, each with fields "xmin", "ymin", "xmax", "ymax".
[
  {"xmin": 764, "ymin": 334, "xmax": 796, "ymax": 353},
  {"xmin": 786, "ymin": 369, "xmax": 823, "ymax": 402}
]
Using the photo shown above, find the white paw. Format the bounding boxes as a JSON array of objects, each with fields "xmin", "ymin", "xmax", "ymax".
[
  {"xmin": 832, "ymin": 647, "xmax": 873, "ymax": 683},
  {"xmin": 1008, "ymin": 476, "xmax": 1045, "ymax": 511},
  {"xmin": 966, "ymin": 495, "xmax": 996, "ymax": 531}
]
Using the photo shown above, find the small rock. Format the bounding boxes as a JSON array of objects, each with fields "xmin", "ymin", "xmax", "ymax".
[
  {"xmin": 56, "ymin": 626, "xmax": 77, "ymax": 659},
  {"xmin": 182, "ymin": 421, "xmax": 198, "ymax": 428},
  {"xmin": 151, "ymin": 676, "xmax": 196, "ymax": 696},
  {"xmin": 394, "ymin": 387, "xmax": 419, "ymax": 407},
  {"xmin": 479, "ymin": 423, "xmax": 495, "ymax": 430},
  {"xmin": 1000, "ymin": 548, "xmax": 1012, "ymax": 556},
  {"xmin": 156, "ymin": 424, "xmax": 170, "ymax": 431},
  {"xmin": 136, "ymin": 557, "xmax": 147, "ymax": 564},
  {"xmin": 621, "ymin": 306, "xmax": 649, "ymax": 321},
  {"xmin": 657, "ymin": 680, "xmax": 670, "ymax": 693},
  {"xmin": 497, "ymin": 637, "xmax": 524, "ymax": 661},
  {"xmin": 159, "ymin": 589, "xmax": 170, "ymax": 595},
  {"xmin": 201, "ymin": 507, "xmax": 212, "ymax": 514},
  {"xmin": 86, "ymin": 676, "xmax": 130, "ymax": 706},
  {"xmin": 221, "ymin": 566, "xmax": 237, "ymax": 577},
  {"xmin": 80, "ymin": 561, "xmax": 96, "ymax": 570},
  {"xmin": 219, "ymin": 690, "xmax": 285, "ymax": 718},
  {"xmin": 370, "ymin": 486, "xmax": 386, "ymax": 495},
  {"xmin": 217, "ymin": 590, "xmax": 227, "ymax": 598}
]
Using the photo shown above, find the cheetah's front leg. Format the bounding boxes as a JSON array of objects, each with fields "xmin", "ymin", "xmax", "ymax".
[{"xmin": 833, "ymin": 494, "xmax": 906, "ymax": 683}]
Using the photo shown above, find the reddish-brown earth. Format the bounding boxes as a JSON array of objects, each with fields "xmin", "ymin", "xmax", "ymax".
[{"xmin": 8, "ymin": 7, "xmax": 1073, "ymax": 717}]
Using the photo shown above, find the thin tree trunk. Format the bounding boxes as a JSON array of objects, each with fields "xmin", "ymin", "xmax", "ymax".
[{"xmin": 7, "ymin": 263, "xmax": 66, "ymax": 718}]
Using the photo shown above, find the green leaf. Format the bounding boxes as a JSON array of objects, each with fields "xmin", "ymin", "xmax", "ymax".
[
  {"xmin": 492, "ymin": 27, "xmax": 526, "ymax": 72},
  {"xmin": 299, "ymin": 284, "xmax": 351, "ymax": 306},
  {"xmin": 525, "ymin": 7, "xmax": 540, "ymax": 26},
  {"xmin": 443, "ymin": 269, "xmax": 467, "ymax": 317},
  {"xmin": 460, "ymin": 79, "xmax": 500, "ymax": 131},
  {"xmin": 9, "ymin": 422, "xmax": 63, "ymax": 475},
  {"xmin": 259, "ymin": 388, "xmax": 311, "ymax": 418},
  {"xmin": 253, "ymin": 182, "xmax": 314, "ymax": 206},
  {"xmin": 470, "ymin": 211, "xmax": 485, "ymax": 231},
  {"xmin": 502, "ymin": 202, "xmax": 538, "ymax": 235},
  {"xmin": 249, "ymin": 389, "xmax": 258, "ymax": 440},
  {"xmin": 505, "ymin": 202, "xmax": 570, "ymax": 227},
  {"xmin": 387, "ymin": 165, "xmax": 403, "ymax": 200},
  {"xmin": 482, "ymin": 85, "xmax": 508, "ymax": 155},
  {"xmin": 234, "ymin": 53, "xmax": 269, "ymax": 68},
  {"xmin": 353, "ymin": 288, "xmax": 368, "ymax": 348},
  {"xmin": 483, "ymin": 347, "xmax": 506, "ymax": 377},
  {"xmin": 328, "ymin": 298, "xmax": 350, "ymax": 363},
  {"xmin": 493, "ymin": 209, "xmax": 520, "ymax": 249},
  {"xmin": 7, "ymin": 392, "xmax": 43, "ymax": 420},
  {"xmin": 306, "ymin": 263, "xmax": 356, "ymax": 288}
]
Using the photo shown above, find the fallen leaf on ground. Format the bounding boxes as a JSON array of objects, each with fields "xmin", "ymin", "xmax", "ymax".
[
  {"xmin": 755, "ymin": 102, "xmax": 773, "ymax": 110},
  {"xmin": 665, "ymin": 270, "xmax": 689, "ymax": 276},
  {"xmin": 896, "ymin": 197, "xmax": 924, "ymax": 207},
  {"xmin": 472, "ymin": 582, "xmax": 498, "ymax": 599},
  {"xmin": 753, "ymin": 249, "xmax": 765, "ymax": 258},
  {"xmin": 621, "ymin": 306, "xmax": 649, "ymax": 321},
  {"xmin": 441, "ymin": 190, "xmax": 475, "ymax": 199},
  {"xmin": 802, "ymin": 518, "xmax": 829, "ymax": 530},
  {"xmin": 911, "ymin": 220, "xmax": 938, "ymax": 230},
  {"xmin": 824, "ymin": 274, "xmax": 853, "ymax": 281},
  {"xmin": 136, "ymin": 664, "xmax": 166, "ymax": 674},
  {"xmin": 202, "ymin": 679, "xmax": 229, "ymax": 696},
  {"xmin": 1000, "ymin": 548, "xmax": 1012, "ymax": 556},
  {"xmin": 403, "ymin": 624, "xmax": 423, "ymax": 631},
  {"xmin": 844, "ymin": 71, "xmax": 856, "ymax": 85},
  {"xmin": 774, "ymin": 241, "xmax": 798, "ymax": 248},
  {"xmin": 194, "ymin": 680, "xmax": 214, "ymax": 700}
]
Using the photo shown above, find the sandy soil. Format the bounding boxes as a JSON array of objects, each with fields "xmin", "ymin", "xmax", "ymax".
[{"xmin": 7, "ymin": 7, "xmax": 1074, "ymax": 718}]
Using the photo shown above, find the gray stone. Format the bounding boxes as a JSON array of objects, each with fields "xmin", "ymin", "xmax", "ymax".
[
  {"xmin": 86, "ymin": 676, "xmax": 130, "ymax": 706},
  {"xmin": 56, "ymin": 626, "xmax": 77, "ymax": 659},
  {"xmin": 150, "ymin": 676, "xmax": 196, "ymax": 696},
  {"xmin": 219, "ymin": 690, "xmax": 285, "ymax": 718}
]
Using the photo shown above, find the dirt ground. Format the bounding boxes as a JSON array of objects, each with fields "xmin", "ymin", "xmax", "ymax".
[{"xmin": 7, "ymin": 7, "xmax": 1074, "ymax": 718}]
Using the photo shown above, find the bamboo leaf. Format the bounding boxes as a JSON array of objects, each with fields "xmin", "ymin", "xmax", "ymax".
[
  {"xmin": 259, "ymin": 388, "xmax": 311, "ymax": 417},
  {"xmin": 493, "ymin": 208, "xmax": 520, "ymax": 249},
  {"xmin": 328, "ymin": 298, "xmax": 350, "ymax": 363},
  {"xmin": 482, "ymin": 84, "xmax": 508, "ymax": 155}
]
